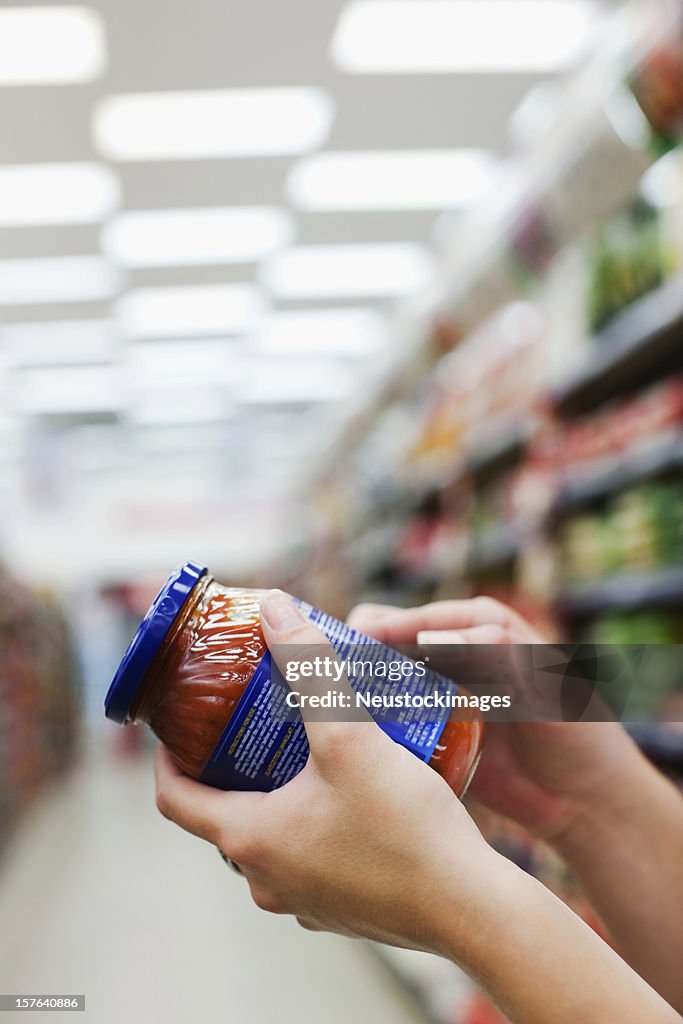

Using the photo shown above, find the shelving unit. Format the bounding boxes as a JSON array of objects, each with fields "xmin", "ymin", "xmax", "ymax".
[
  {"xmin": 466, "ymin": 420, "xmax": 534, "ymax": 480},
  {"xmin": 556, "ymin": 567, "xmax": 683, "ymax": 618},
  {"xmin": 467, "ymin": 524, "xmax": 524, "ymax": 575},
  {"xmin": 294, "ymin": 10, "xmax": 683, "ymax": 1022},
  {"xmin": 626, "ymin": 724, "xmax": 683, "ymax": 775},
  {"xmin": 549, "ymin": 432, "xmax": 683, "ymax": 519},
  {"xmin": 553, "ymin": 275, "xmax": 683, "ymax": 417},
  {"xmin": 0, "ymin": 571, "xmax": 81, "ymax": 858}
]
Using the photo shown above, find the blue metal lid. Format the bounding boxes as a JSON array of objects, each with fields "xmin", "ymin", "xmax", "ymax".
[{"xmin": 104, "ymin": 559, "xmax": 208, "ymax": 724}]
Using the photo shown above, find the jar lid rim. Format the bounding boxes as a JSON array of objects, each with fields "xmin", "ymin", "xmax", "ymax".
[{"xmin": 104, "ymin": 559, "xmax": 208, "ymax": 724}]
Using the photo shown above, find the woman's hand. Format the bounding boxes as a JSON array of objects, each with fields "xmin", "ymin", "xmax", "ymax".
[
  {"xmin": 348, "ymin": 596, "xmax": 683, "ymax": 1012},
  {"xmin": 347, "ymin": 596, "xmax": 636, "ymax": 847},
  {"xmin": 154, "ymin": 591, "xmax": 493, "ymax": 956},
  {"xmin": 154, "ymin": 591, "xmax": 681, "ymax": 1023}
]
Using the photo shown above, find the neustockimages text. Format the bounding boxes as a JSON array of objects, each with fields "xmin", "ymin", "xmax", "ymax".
[{"xmin": 283, "ymin": 656, "xmax": 512, "ymax": 712}]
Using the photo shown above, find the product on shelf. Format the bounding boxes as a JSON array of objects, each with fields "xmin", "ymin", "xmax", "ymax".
[
  {"xmin": 560, "ymin": 479, "xmax": 683, "ymax": 583},
  {"xmin": 589, "ymin": 610, "xmax": 683, "ymax": 645},
  {"xmin": 588, "ymin": 611, "xmax": 683, "ymax": 720},
  {"xmin": 517, "ymin": 376, "xmax": 683, "ymax": 526},
  {"xmin": 401, "ymin": 302, "xmax": 544, "ymax": 486},
  {"xmin": 630, "ymin": 2, "xmax": 683, "ymax": 153},
  {"xmin": 0, "ymin": 568, "xmax": 81, "ymax": 855},
  {"xmin": 470, "ymin": 470, "xmax": 522, "ymax": 539},
  {"xmin": 587, "ymin": 202, "xmax": 670, "ymax": 332},
  {"xmin": 559, "ymin": 376, "xmax": 683, "ymax": 469}
]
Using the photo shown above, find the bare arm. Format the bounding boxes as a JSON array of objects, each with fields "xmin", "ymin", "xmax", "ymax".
[
  {"xmin": 441, "ymin": 850, "xmax": 680, "ymax": 1024},
  {"xmin": 349, "ymin": 597, "xmax": 683, "ymax": 1012},
  {"xmin": 554, "ymin": 742, "xmax": 683, "ymax": 1011},
  {"xmin": 154, "ymin": 592, "xmax": 681, "ymax": 1024}
]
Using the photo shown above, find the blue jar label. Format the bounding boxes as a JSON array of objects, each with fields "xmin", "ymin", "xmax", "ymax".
[{"xmin": 199, "ymin": 602, "xmax": 458, "ymax": 792}]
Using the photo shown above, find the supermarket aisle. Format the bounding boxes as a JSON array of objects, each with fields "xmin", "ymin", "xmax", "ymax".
[{"xmin": 0, "ymin": 738, "xmax": 428, "ymax": 1024}]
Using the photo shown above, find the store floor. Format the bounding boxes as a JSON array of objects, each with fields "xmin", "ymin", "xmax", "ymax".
[{"xmin": 0, "ymin": 737, "xmax": 429, "ymax": 1024}]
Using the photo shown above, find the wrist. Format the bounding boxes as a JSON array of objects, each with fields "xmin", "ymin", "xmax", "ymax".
[
  {"xmin": 433, "ymin": 846, "xmax": 680, "ymax": 1024},
  {"xmin": 551, "ymin": 734, "xmax": 655, "ymax": 867},
  {"xmin": 427, "ymin": 839, "xmax": 517, "ymax": 964}
]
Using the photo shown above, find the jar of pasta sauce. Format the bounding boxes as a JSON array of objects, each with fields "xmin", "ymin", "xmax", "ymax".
[{"xmin": 105, "ymin": 561, "xmax": 483, "ymax": 797}]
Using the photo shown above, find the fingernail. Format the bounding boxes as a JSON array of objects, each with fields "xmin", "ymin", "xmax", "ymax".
[
  {"xmin": 417, "ymin": 630, "xmax": 467, "ymax": 646},
  {"xmin": 261, "ymin": 590, "xmax": 306, "ymax": 631}
]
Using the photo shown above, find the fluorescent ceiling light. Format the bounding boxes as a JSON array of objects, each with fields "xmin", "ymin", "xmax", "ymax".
[
  {"xmin": 288, "ymin": 150, "xmax": 496, "ymax": 210},
  {"xmin": 238, "ymin": 359, "xmax": 355, "ymax": 404},
  {"xmin": 103, "ymin": 207, "xmax": 293, "ymax": 267},
  {"xmin": 62, "ymin": 425, "xmax": 130, "ymax": 474},
  {"xmin": 118, "ymin": 285, "xmax": 262, "ymax": 339},
  {"xmin": 128, "ymin": 340, "xmax": 237, "ymax": 387},
  {"xmin": 641, "ymin": 151, "xmax": 683, "ymax": 208},
  {"xmin": 136, "ymin": 424, "xmax": 230, "ymax": 453},
  {"xmin": 0, "ymin": 6, "xmax": 106, "ymax": 85},
  {"xmin": 133, "ymin": 450, "xmax": 223, "ymax": 476},
  {"xmin": 263, "ymin": 244, "xmax": 432, "ymax": 299},
  {"xmin": 0, "ymin": 163, "xmax": 119, "ymax": 227},
  {"xmin": 94, "ymin": 88, "xmax": 333, "ymax": 161},
  {"xmin": 130, "ymin": 388, "xmax": 231, "ymax": 426},
  {"xmin": 4, "ymin": 320, "xmax": 116, "ymax": 366},
  {"xmin": 605, "ymin": 89, "xmax": 652, "ymax": 153},
  {"xmin": 0, "ymin": 257, "xmax": 121, "ymax": 305},
  {"xmin": 255, "ymin": 308, "xmax": 387, "ymax": 355},
  {"xmin": 332, "ymin": 1, "xmax": 597, "ymax": 74},
  {"xmin": 508, "ymin": 83, "xmax": 561, "ymax": 150},
  {"xmin": 14, "ymin": 366, "xmax": 122, "ymax": 415}
]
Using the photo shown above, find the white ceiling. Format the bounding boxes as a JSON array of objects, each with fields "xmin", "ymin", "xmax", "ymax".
[
  {"xmin": 0, "ymin": 0, "xmax": 566, "ymax": 255},
  {"xmin": 0, "ymin": 0, "xmax": 608, "ymax": 581}
]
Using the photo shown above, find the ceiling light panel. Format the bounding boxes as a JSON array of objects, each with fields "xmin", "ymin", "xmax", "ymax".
[
  {"xmin": 238, "ymin": 359, "xmax": 356, "ymax": 404},
  {"xmin": 263, "ymin": 244, "xmax": 432, "ymax": 299},
  {"xmin": 135, "ymin": 424, "xmax": 231, "ymax": 454},
  {"xmin": 102, "ymin": 207, "xmax": 294, "ymax": 268},
  {"xmin": 640, "ymin": 152, "xmax": 683, "ymax": 209},
  {"xmin": 0, "ymin": 258, "xmax": 121, "ymax": 305},
  {"xmin": 94, "ymin": 88, "xmax": 333, "ymax": 161},
  {"xmin": 118, "ymin": 285, "xmax": 262, "ymax": 339},
  {"xmin": 14, "ymin": 365, "xmax": 122, "ymax": 415},
  {"xmin": 0, "ymin": 6, "xmax": 106, "ymax": 85},
  {"xmin": 129, "ymin": 388, "xmax": 231, "ymax": 426},
  {"xmin": 128, "ymin": 340, "xmax": 237, "ymax": 388},
  {"xmin": 0, "ymin": 164, "xmax": 119, "ymax": 227},
  {"xmin": 60, "ymin": 424, "xmax": 129, "ymax": 475},
  {"xmin": 332, "ymin": 1, "xmax": 598, "ymax": 74},
  {"xmin": 4, "ymin": 320, "xmax": 116, "ymax": 366},
  {"xmin": 254, "ymin": 308, "xmax": 387, "ymax": 355},
  {"xmin": 288, "ymin": 150, "xmax": 497, "ymax": 211}
]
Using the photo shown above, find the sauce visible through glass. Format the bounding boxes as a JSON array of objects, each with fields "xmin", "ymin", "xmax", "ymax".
[
  {"xmin": 133, "ymin": 583, "xmax": 267, "ymax": 777},
  {"xmin": 131, "ymin": 579, "xmax": 483, "ymax": 794}
]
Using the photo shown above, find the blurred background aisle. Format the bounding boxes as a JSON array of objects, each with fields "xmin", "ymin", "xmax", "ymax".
[
  {"xmin": 0, "ymin": 740, "xmax": 432, "ymax": 1024},
  {"xmin": 2, "ymin": 0, "xmax": 683, "ymax": 1022}
]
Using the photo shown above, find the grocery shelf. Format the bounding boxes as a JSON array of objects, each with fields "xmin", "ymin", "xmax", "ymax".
[
  {"xmin": 549, "ymin": 432, "xmax": 683, "ymax": 518},
  {"xmin": 467, "ymin": 524, "xmax": 523, "ymax": 574},
  {"xmin": 553, "ymin": 277, "xmax": 683, "ymax": 417},
  {"xmin": 362, "ymin": 463, "xmax": 465, "ymax": 526},
  {"xmin": 348, "ymin": 523, "xmax": 403, "ymax": 579},
  {"xmin": 627, "ymin": 724, "xmax": 683, "ymax": 775},
  {"xmin": 410, "ymin": 421, "xmax": 531, "ymax": 499},
  {"xmin": 467, "ymin": 420, "xmax": 532, "ymax": 481},
  {"xmin": 557, "ymin": 567, "xmax": 683, "ymax": 617}
]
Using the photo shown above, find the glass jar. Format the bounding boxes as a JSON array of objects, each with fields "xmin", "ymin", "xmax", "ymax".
[{"xmin": 105, "ymin": 561, "xmax": 483, "ymax": 797}]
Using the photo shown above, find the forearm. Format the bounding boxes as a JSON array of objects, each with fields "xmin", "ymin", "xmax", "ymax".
[
  {"xmin": 437, "ymin": 850, "xmax": 680, "ymax": 1024},
  {"xmin": 555, "ymin": 744, "xmax": 683, "ymax": 1011}
]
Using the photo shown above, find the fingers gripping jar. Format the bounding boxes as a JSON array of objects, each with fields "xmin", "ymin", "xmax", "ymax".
[{"xmin": 105, "ymin": 561, "xmax": 483, "ymax": 797}]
